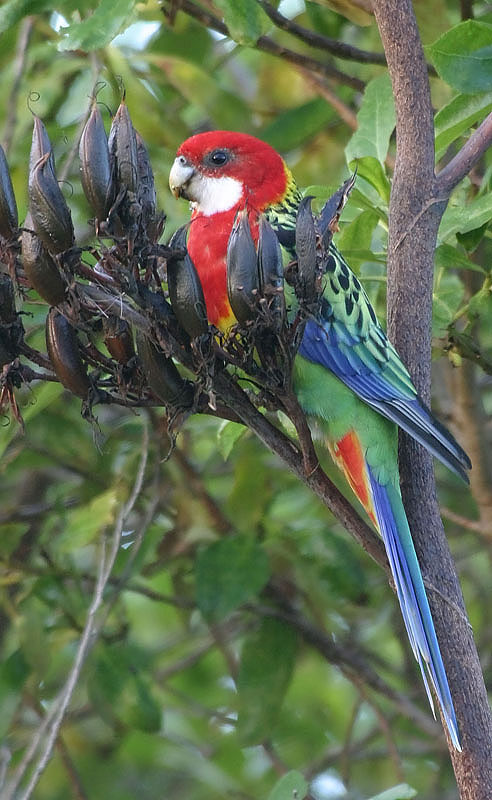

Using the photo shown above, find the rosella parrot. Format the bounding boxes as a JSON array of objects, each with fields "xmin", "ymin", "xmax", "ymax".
[{"xmin": 169, "ymin": 131, "xmax": 470, "ymax": 750}]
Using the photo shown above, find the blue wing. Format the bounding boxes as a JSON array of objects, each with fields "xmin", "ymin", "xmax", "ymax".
[{"xmin": 298, "ymin": 245, "xmax": 471, "ymax": 481}]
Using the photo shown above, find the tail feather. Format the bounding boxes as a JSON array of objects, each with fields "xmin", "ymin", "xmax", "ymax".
[{"xmin": 368, "ymin": 469, "xmax": 461, "ymax": 751}]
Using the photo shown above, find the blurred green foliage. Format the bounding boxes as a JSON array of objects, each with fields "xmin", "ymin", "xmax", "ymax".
[{"xmin": 1, "ymin": 2, "xmax": 492, "ymax": 799}]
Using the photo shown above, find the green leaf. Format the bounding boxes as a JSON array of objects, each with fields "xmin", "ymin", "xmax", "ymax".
[
  {"xmin": 435, "ymin": 92, "xmax": 492, "ymax": 157},
  {"xmin": 237, "ymin": 618, "xmax": 297, "ymax": 745},
  {"xmin": 427, "ymin": 20, "xmax": 492, "ymax": 93},
  {"xmin": 367, "ymin": 784, "xmax": 417, "ymax": 800},
  {"xmin": 195, "ymin": 535, "xmax": 270, "ymax": 620},
  {"xmin": 345, "ymin": 74, "xmax": 395, "ymax": 165},
  {"xmin": 468, "ymin": 283, "xmax": 492, "ymax": 321},
  {"xmin": 435, "ymin": 243, "xmax": 485, "ymax": 273},
  {"xmin": 456, "ymin": 224, "xmax": 489, "ymax": 252},
  {"xmin": 58, "ymin": 488, "xmax": 119, "ymax": 551},
  {"xmin": 214, "ymin": 0, "xmax": 269, "ymax": 45},
  {"xmin": 439, "ymin": 193, "xmax": 492, "ymax": 241},
  {"xmin": 0, "ymin": 381, "xmax": 63, "ymax": 461},
  {"xmin": 267, "ymin": 771, "xmax": 309, "ymax": 800},
  {"xmin": 261, "ymin": 98, "xmax": 335, "ymax": 152},
  {"xmin": 432, "ymin": 272, "xmax": 464, "ymax": 335},
  {"xmin": 58, "ymin": 0, "xmax": 137, "ymax": 52},
  {"xmin": 0, "ymin": 650, "xmax": 30, "ymax": 738},
  {"xmin": 336, "ymin": 209, "xmax": 380, "ymax": 268},
  {"xmin": 348, "ymin": 156, "xmax": 390, "ymax": 205},
  {"xmin": 0, "ymin": 0, "xmax": 52, "ymax": 34},
  {"xmin": 217, "ymin": 420, "xmax": 247, "ymax": 460}
]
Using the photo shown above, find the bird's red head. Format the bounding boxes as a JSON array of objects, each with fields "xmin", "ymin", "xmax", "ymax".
[{"xmin": 169, "ymin": 131, "xmax": 291, "ymax": 216}]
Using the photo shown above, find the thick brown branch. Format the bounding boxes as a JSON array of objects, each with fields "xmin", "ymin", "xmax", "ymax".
[{"xmin": 374, "ymin": 0, "xmax": 492, "ymax": 793}]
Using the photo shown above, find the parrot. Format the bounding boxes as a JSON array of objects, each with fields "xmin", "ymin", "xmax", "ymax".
[{"xmin": 169, "ymin": 131, "xmax": 470, "ymax": 750}]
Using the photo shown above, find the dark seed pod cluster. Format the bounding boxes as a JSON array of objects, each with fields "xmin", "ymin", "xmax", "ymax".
[
  {"xmin": 22, "ymin": 212, "xmax": 67, "ymax": 305},
  {"xmin": 0, "ymin": 145, "xmax": 18, "ymax": 241},
  {"xmin": 45, "ymin": 309, "xmax": 90, "ymax": 399},
  {"xmin": 29, "ymin": 152, "xmax": 74, "ymax": 255},
  {"xmin": 168, "ymin": 225, "xmax": 208, "ymax": 339},
  {"xmin": 0, "ymin": 95, "xmax": 356, "ymax": 433},
  {"xmin": 108, "ymin": 99, "xmax": 139, "ymax": 196},
  {"xmin": 135, "ymin": 329, "xmax": 193, "ymax": 408},
  {"xmin": 226, "ymin": 210, "xmax": 261, "ymax": 325},
  {"xmin": 226, "ymin": 210, "xmax": 285, "ymax": 329},
  {"xmin": 102, "ymin": 316, "xmax": 135, "ymax": 365},
  {"xmin": 79, "ymin": 101, "xmax": 115, "ymax": 224}
]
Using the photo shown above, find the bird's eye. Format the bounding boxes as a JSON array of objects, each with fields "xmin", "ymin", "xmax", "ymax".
[{"xmin": 208, "ymin": 149, "xmax": 229, "ymax": 166}]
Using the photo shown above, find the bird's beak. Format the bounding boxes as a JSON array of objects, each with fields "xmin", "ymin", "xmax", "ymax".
[{"xmin": 169, "ymin": 157, "xmax": 195, "ymax": 199}]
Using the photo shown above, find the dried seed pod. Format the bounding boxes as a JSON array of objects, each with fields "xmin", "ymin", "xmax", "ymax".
[
  {"xmin": 103, "ymin": 316, "xmax": 135, "ymax": 364},
  {"xmin": 167, "ymin": 226, "xmax": 208, "ymax": 339},
  {"xmin": 135, "ymin": 330, "xmax": 193, "ymax": 408},
  {"xmin": 135, "ymin": 131, "xmax": 156, "ymax": 218},
  {"xmin": 79, "ymin": 101, "xmax": 115, "ymax": 221},
  {"xmin": 46, "ymin": 309, "xmax": 90, "ymax": 398},
  {"xmin": 257, "ymin": 216, "xmax": 285, "ymax": 326},
  {"xmin": 226, "ymin": 210, "xmax": 260, "ymax": 325},
  {"xmin": 29, "ymin": 115, "xmax": 55, "ymax": 174},
  {"xmin": 0, "ymin": 273, "xmax": 17, "ymax": 325},
  {"xmin": 317, "ymin": 172, "xmax": 356, "ymax": 249},
  {"xmin": 0, "ymin": 145, "xmax": 18, "ymax": 240},
  {"xmin": 295, "ymin": 196, "xmax": 318, "ymax": 303},
  {"xmin": 108, "ymin": 100, "xmax": 138, "ymax": 194},
  {"xmin": 22, "ymin": 212, "xmax": 66, "ymax": 305},
  {"xmin": 29, "ymin": 152, "xmax": 74, "ymax": 254}
]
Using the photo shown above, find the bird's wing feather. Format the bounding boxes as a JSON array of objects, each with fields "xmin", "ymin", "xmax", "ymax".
[{"xmin": 298, "ymin": 246, "xmax": 471, "ymax": 480}]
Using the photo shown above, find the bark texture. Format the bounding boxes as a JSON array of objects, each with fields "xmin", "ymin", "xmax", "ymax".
[{"xmin": 373, "ymin": 1, "xmax": 492, "ymax": 796}]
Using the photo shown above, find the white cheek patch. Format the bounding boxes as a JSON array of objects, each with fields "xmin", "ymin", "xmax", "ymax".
[{"xmin": 191, "ymin": 174, "xmax": 243, "ymax": 216}]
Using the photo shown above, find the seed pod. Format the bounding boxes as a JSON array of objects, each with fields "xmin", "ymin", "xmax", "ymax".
[
  {"xmin": 103, "ymin": 316, "xmax": 135, "ymax": 364},
  {"xmin": 0, "ymin": 273, "xmax": 17, "ymax": 325},
  {"xmin": 317, "ymin": 172, "xmax": 356, "ymax": 249},
  {"xmin": 257, "ymin": 216, "xmax": 285, "ymax": 326},
  {"xmin": 135, "ymin": 131, "xmax": 156, "ymax": 219},
  {"xmin": 167, "ymin": 226, "xmax": 208, "ymax": 339},
  {"xmin": 46, "ymin": 309, "xmax": 90, "ymax": 398},
  {"xmin": 226, "ymin": 210, "xmax": 260, "ymax": 325},
  {"xmin": 29, "ymin": 152, "xmax": 74, "ymax": 254},
  {"xmin": 0, "ymin": 145, "xmax": 18, "ymax": 240},
  {"xmin": 79, "ymin": 101, "xmax": 115, "ymax": 221},
  {"xmin": 29, "ymin": 115, "xmax": 55, "ymax": 175},
  {"xmin": 295, "ymin": 196, "xmax": 318, "ymax": 303},
  {"xmin": 22, "ymin": 212, "xmax": 66, "ymax": 305},
  {"xmin": 108, "ymin": 100, "xmax": 138, "ymax": 195},
  {"xmin": 135, "ymin": 330, "xmax": 193, "ymax": 408}
]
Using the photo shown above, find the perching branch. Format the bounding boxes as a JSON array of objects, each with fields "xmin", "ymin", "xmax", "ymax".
[{"xmin": 373, "ymin": 0, "xmax": 492, "ymax": 795}]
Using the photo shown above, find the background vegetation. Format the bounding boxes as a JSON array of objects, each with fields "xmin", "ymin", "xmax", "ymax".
[{"xmin": 1, "ymin": 1, "xmax": 492, "ymax": 798}]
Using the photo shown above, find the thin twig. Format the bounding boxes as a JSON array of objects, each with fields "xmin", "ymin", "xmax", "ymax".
[
  {"xmin": 4, "ymin": 427, "xmax": 150, "ymax": 800},
  {"xmin": 257, "ymin": 0, "xmax": 386, "ymax": 65},
  {"xmin": 172, "ymin": 0, "xmax": 365, "ymax": 91}
]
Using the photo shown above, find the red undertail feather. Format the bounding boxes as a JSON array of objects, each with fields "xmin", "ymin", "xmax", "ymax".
[{"xmin": 331, "ymin": 431, "xmax": 377, "ymax": 527}]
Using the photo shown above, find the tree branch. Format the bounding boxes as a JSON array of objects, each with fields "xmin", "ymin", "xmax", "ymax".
[
  {"xmin": 373, "ymin": 0, "xmax": 492, "ymax": 794},
  {"xmin": 257, "ymin": 0, "xmax": 386, "ymax": 65},
  {"xmin": 436, "ymin": 110, "xmax": 492, "ymax": 196},
  {"xmin": 170, "ymin": 0, "xmax": 365, "ymax": 91}
]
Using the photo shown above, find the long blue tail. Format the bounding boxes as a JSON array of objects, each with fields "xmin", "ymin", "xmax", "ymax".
[{"xmin": 368, "ymin": 467, "xmax": 461, "ymax": 750}]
